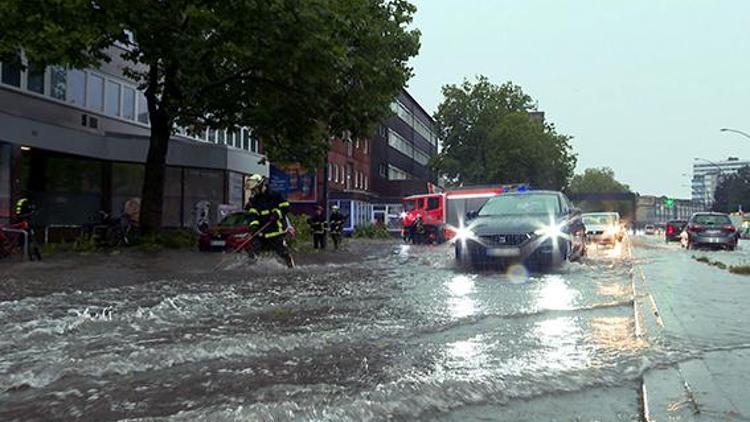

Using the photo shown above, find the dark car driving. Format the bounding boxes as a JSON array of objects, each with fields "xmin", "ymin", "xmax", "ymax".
[
  {"xmin": 683, "ymin": 212, "xmax": 738, "ymax": 251},
  {"xmin": 665, "ymin": 219, "xmax": 687, "ymax": 242},
  {"xmin": 198, "ymin": 212, "xmax": 253, "ymax": 251},
  {"xmin": 453, "ymin": 191, "xmax": 586, "ymax": 270}
]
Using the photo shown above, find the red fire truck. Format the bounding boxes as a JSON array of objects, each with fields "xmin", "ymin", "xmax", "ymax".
[{"xmin": 401, "ymin": 184, "xmax": 530, "ymax": 243}]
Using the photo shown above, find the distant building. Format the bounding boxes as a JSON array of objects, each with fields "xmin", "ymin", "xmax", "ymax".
[
  {"xmin": 636, "ymin": 195, "xmax": 703, "ymax": 224},
  {"xmin": 692, "ymin": 157, "xmax": 750, "ymax": 207},
  {"xmin": 275, "ymin": 89, "xmax": 439, "ymax": 232}
]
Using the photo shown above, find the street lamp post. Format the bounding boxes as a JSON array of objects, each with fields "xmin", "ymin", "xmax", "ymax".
[{"xmin": 720, "ymin": 128, "xmax": 750, "ymax": 141}]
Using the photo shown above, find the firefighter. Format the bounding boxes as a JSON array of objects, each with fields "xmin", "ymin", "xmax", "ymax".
[
  {"xmin": 329, "ymin": 205, "xmax": 345, "ymax": 249},
  {"xmin": 13, "ymin": 196, "xmax": 35, "ymax": 223},
  {"xmin": 245, "ymin": 174, "xmax": 295, "ymax": 268},
  {"xmin": 308, "ymin": 205, "xmax": 327, "ymax": 249}
]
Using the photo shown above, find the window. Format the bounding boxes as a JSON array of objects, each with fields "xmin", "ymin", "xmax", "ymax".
[
  {"xmin": 207, "ymin": 128, "xmax": 217, "ymax": 143},
  {"xmin": 1, "ymin": 56, "xmax": 22, "ymax": 87},
  {"xmin": 388, "ymin": 164, "xmax": 410, "ymax": 181},
  {"xmin": 137, "ymin": 91, "xmax": 149, "ymax": 124},
  {"xmin": 26, "ymin": 63, "xmax": 45, "ymax": 94},
  {"xmin": 105, "ymin": 80, "xmax": 121, "ymax": 116},
  {"xmin": 50, "ymin": 67, "xmax": 66, "ymax": 100},
  {"xmin": 86, "ymin": 73, "xmax": 104, "ymax": 111},
  {"xmin": 427, "ymin": 197, "xmax": 440, "ymax": 210},
  {"xmin": 414, "ymin": 148, "xmax": 431, "ymax": 166},
  {"xmin": 67, "ymin": 69, "xmax": 86, "ymax": 106},
  {"xmin": 364, "ymin": 176, "xmax": 368, "ymax": 191},
  {"xmin": 379, "ymin": 163, "xmax": 387, "ymax": 178},
  {"xmin": 122, "ymin": 86, "xmax": 135, "ymax": 120},
  {"xmin": 242, "ymin": 129, "xmax": 250, "ymax": 150},
  {"xmin": 232, "ymin": 130, "xmax": 241, "ymax": 148},
  {"xmin": 217, "ymin": 130, "xmax": 226, "ymax": 145},
  {"xmin": 328, "ymin": 163, "xmax": 332, "ymax": 181},
  {"xmin": 364, "ymin": 139, "xmax": 369, "ymax": 154}
]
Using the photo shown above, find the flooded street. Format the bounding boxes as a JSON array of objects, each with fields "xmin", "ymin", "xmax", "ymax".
[{"xmin": 0, "ymin": 237, "xmax": 748, "ymax": 421}]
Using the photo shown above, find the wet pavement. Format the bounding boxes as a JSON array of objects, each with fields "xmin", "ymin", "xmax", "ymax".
[{"xmin": 0, "ymin": 236, "xmax": 747, "ymax": 421}]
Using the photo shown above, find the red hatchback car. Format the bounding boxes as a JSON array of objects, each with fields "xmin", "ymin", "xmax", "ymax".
[{"xmin": 198, "ymin": 212, "xmax": 253, "ymax": 251}]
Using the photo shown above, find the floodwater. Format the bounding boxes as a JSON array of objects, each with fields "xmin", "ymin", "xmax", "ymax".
[{"xmin": 0, "ymin": 237, "xmax": 733, "ymax": 421}]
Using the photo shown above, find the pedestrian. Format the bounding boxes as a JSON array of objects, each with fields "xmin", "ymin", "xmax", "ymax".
[
  {"xmin": 245, "ymin": 174, "xmax": 295, "ymax": 268},
  {"xmin": 329, "ymin": 205, "xmax": 346, "ymax": 249},
  {"xmin": 308, "ymin": 205, "xmax": 327, "ymax": 249}
]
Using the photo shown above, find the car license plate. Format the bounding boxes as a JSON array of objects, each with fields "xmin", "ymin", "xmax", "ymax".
[
  {"xmin": 486, "ymin": 247, "xmax": 520, "ymax": 257},
  {"xmin": 705, "ymin": 230, "xmax": 721, "ymax": 235},
  {"xmin": 210, "ymin": 240, "xmax": 226, "ymax": 247}
]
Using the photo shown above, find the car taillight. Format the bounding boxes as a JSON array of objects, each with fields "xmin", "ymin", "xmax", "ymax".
[
  {"xmin": 667, "ymin": 225, "xmax": 674, "ymax": 234},
  {"xmin": 688, "ymin": 224, "xmax": 704, "ymax": 232},
  {"xmin": 724, "ymin": 224, "xmax": 736, "ymax": 232}
]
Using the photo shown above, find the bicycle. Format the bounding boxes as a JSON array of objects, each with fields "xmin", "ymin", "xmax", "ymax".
[{"xmin": 0, "ymin": 215, "xmax": 42, "ymax": 261}]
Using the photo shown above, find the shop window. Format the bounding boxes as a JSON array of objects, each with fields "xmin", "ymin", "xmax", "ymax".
[
  {"xmin": 183, "ymin": 168, "xmax": 224, "ymax": 229},
  {"xmin": 106, "ymin": 80, "xmax": 121, "ymax": 116}
]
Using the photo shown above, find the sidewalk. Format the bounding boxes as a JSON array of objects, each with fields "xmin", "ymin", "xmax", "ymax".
[{"xmin": 633, "ymin": 237, "xmax": 750, "ymax": 421}]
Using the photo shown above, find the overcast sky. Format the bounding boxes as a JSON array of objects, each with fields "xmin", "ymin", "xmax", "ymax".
[{"xmin": 406, "ymin": 0, "xmax": 750, "ymax": 198}]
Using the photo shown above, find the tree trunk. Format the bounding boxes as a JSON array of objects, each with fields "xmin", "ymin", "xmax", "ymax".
[{"xmin": 140, "ymin": 111, "xmax": 171, "ymax": 234}]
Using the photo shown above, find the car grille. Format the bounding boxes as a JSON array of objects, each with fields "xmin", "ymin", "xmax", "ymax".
[{"xmin": 480, "ymin": 233, "xmax": 532, "ymax": 246}]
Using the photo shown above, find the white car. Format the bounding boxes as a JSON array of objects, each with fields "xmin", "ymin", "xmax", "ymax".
[{"xmin": 582, "ymin": 212, "xmax": 624, "ymax": 246}]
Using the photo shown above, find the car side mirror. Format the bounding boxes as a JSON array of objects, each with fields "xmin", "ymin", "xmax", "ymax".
[{"xmin": 466, "ymin": 210, "xmax": 479, "ymax": 221}]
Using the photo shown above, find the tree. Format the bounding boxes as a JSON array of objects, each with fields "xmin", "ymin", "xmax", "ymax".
[
  {"xmin": 0, "ymin": 0, "xmax": 420, "ymax": 233},
  {"xmin": 712, "ymin": 166, "xmax": 750, "ymax": 213},
  {"xmin": 567, "ymin": 167, "xmax": 632, "ymax": 216},
  {"xmin": 567, "ymin": 167, "xmax": 630, "ymax": 194},
  {"xmin": 430, "ymin": 76, "xmax": 576, "ymax": 190}
]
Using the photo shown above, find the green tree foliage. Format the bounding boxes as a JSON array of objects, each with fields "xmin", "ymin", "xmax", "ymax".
[
  {"xmin": 0, "ymin": 0, "xmax": 420, "ymax": 232},
  {"xmin": 567, "ymin": 167, "xmax": 632, "ymax": 216},
  {"xmin": 712, "ymin": 166, "xmax": 750, "ymax": 213},
  {"xmin": 567, "ymin": 167, "xmax": 630, "ymax": 194},
  {"xmin": 430, "ymin": 76, "xmax": 576, "ymax": 189}
]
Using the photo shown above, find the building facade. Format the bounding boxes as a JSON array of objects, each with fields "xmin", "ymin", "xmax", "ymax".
[
  {"xmin": 281, "ymin": 90, "xmax": 439, "ymax": 232},
  {"xmin": 636, "ymin": 195, "xmax": 704, "ymax": 224},
  {"xmin": 692, "ymin": 157, "xmax": 750, "ymax": 208},
  {"xmin": 0, "ymin": 49, "xmax": 267, "ymax": 228}
]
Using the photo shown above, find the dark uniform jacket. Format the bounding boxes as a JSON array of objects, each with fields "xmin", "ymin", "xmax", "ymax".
[
  {"xmin": 308, "ymin": 214, "xmax": 327, "ymax": 235},
  {"xmin": 247, "ymin": 191, "xmax": 290, "ymax": 238},
  {"xmin": 329, "ymin": 212, "xmax": 345, "ymax": 234}
]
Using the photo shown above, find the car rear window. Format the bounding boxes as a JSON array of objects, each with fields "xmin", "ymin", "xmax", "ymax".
[
  {"xmin": 219, "ymin": 213, "xmax": 249, "ymax": 226},
  {"xmin": 692, "ymin": 215, "xmax": 731, "ymax": 225}
]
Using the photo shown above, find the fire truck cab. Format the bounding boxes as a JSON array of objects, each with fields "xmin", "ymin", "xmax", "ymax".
[{"xmin": 402, "ymin": 184, "xmax": 530, "ymax": 243}]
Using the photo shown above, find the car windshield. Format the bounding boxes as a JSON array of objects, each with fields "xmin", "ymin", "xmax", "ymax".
[
  {"xmin": 692, "ymin": 214, "xmax": 731, "ymax": 225},
  {"xmin": 478, "ymin": 194, "xmax": 560, "ymax": 216},
  {"xmin": 583, "ymin": 214, "xmax": 618, "ymax": 226},
  {"xmin": 219, "ymin": 213, "xmax": 249, "ymax": 226},
  {"xmin": 403, "ymin": 200, "xmax": 416, "ymax": 212}
]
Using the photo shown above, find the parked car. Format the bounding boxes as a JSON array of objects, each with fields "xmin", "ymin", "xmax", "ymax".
[
  {"xmin": 198, "ymin": 212, "xmax": 253, "ymax": 251},
  {"xmin": 453, "ymin": 190, "xmax": 586, "ymax": 270},
  {"xmin": 644, "ymin": 224, "xmax": 656, "ymax": 235},
  {"xmin": 682, "ymin": 212, "xmax": 738, "ymax": 251},
  {"xmin": 582, "ymin": 212, "xmax": 623, "ymax": 246},
  {"xmin": 665, "ymin": 219, "xmax": 687, "ymax": 242}
]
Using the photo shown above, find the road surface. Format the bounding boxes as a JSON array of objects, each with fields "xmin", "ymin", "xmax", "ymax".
[{"xmin": 0, "ymin": 236, "xmax": 748, "ymax": 421}]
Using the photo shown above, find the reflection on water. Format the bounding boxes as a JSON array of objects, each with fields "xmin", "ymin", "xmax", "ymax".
[
  {"xmin": 446, "ymin": 275, "xmax": 477, "ymax": 319},
  {"xmin": 536, "ymin": 275, "xmax": 578, "ymax": 310},
  {"xmin": 534, "ymin": 316, "xmax": 591, "ymax": 371},
  {"xmin": 444, "ymin": 335, "xmax": 491, "ymax": 380},
  {"xmin": 590, "ymin": 316, "xmax": 646, "ymax": 352}
]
